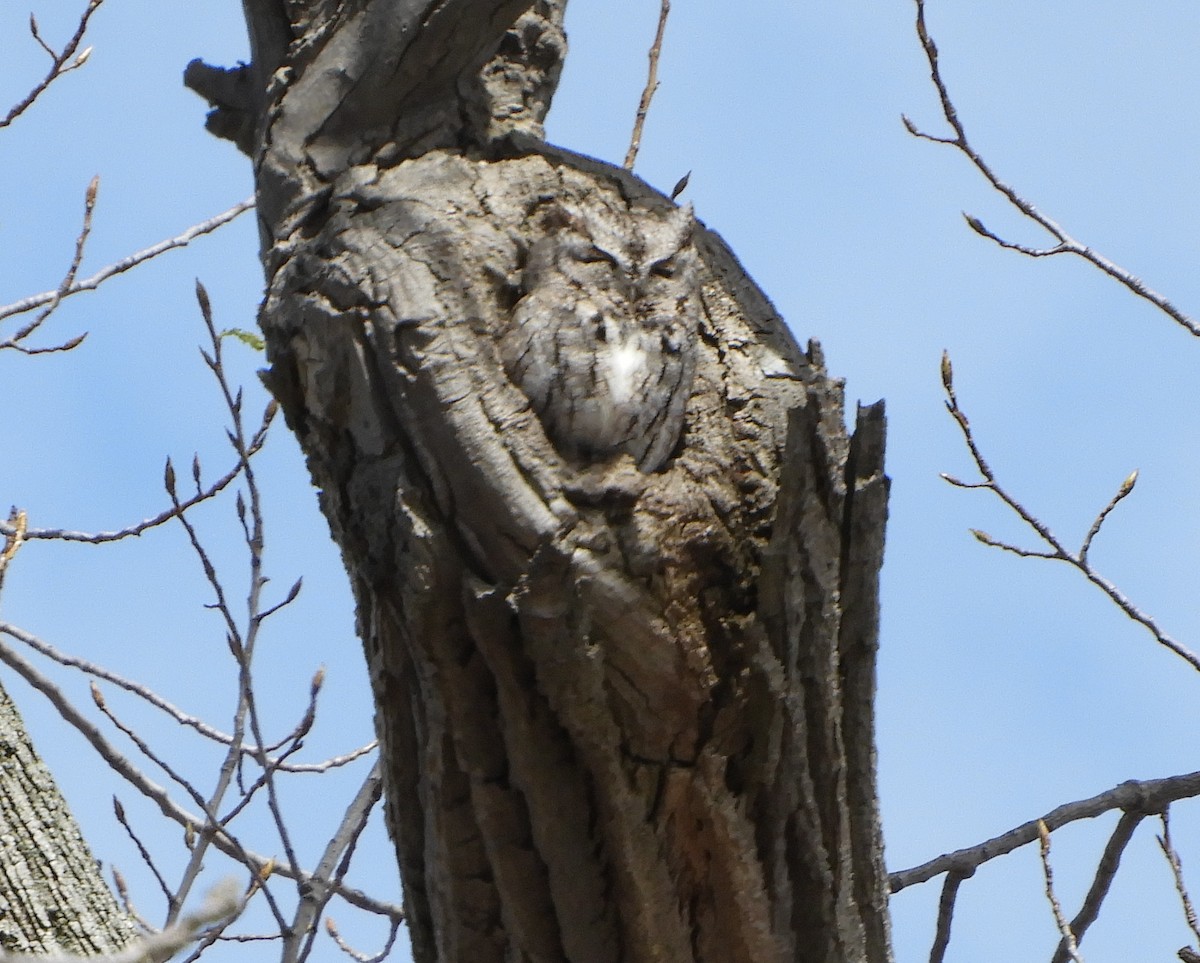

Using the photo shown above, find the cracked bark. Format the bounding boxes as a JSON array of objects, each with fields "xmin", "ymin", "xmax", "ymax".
[
  {"xmin": 190, "ymin": 2, "xmax": 893, "ymax": 960},
  {"xmin": 0, "ymin": 681, "xmax": 135, "ymax": 955}
]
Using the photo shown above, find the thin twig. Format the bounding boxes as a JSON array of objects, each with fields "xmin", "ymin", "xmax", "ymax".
[
  {"xmin": 4, "ymin": 271, "xmax": 401, "ymax": 950},
  {"xmin": 0, "ymin": 638, "xmax": 397, "ymax": 918},
  {"xmin": 291, "ymin": 761, "xmax": 387, "ymax": 963},
  {"xmin": 112, "ymin": 795, "xmax": 173, "ymax": 906},
  {"xmin": 111, "ymin": 867, "xmax": 153, "ymax": 932},
  {"xmin": 161, "ymin": 288, "xmax": 284, "ymax": 931},
  {"xmin": 199, "ymin": 283, "xmax": 306, "ymax": 897},
  {"xmin": 1, "ymin": 1, "xmax": 102, "ymax": 131},
  {"xmin": 219, "ymin": 741, "xmax": 308, "ymax": 828},
  {"xmin": 326, "ymin": 915, "xmax": 403, "ymax": 963},
  {"xmin": 1049, "ymin": 811, "xmax": 1143, "ymax": 963},
  {"xmin": 186, "ymin": 283, "xmax": 320, "ymax": 961},
  {"xmin": 3, "ymin": 284, "xmax": 403, "ymax": 953},
  {"xmin": 0, "ymin": 622, "xmax": 371, "ymax": 770},
  {"xmin": 1079, "ymin": 470, "xmax": 1138, "ymax": 563},
  {"xmin": 180, "ymin": 889, "xmax": 252, "ymax": 963},
  {"xmin": 907, "ymin": 0, "xmax": 1200, "ymax": 336},
  {"xmin": 1, "ymin": 176, "xmax": 99, "ymax": 353},
  {"xmin": 1038, "ymin": 821, "xmax": 1085, "ymax": 962},
  {"xmin": 93, "ymin": 681, "xmax": 222, "ymax": 823},
  {"xmin": 939, "ymin": 353, "xmax": 1200, "ymax": 673},
  {"xmin": 624, "ymin": 0, "xmax": 671, "ymax": 170},
  {"xmin": 890, "ymin": 771, "xmax": 1200, "ymax": 893},
  {"xmin": 0, "ymin": 637, "xmax": 248, "ymax": 889},
  {"xmin": 1159, "ymin": 810, "xmax": 1200, "ymax": 946},
  {"xmin": 0, "ymin": 412, "xmax": 271, "ymax": 544},
  {"xmin": 0, "ymin": 198, "xmax": 255, "ymax": 325},
  {"xmin": 0, "ymin": 635, "xmax": 278, "ymax": 927},
  {"xmin": 218, "ymin": 676, "xmax": 323, "ymax": 830}
]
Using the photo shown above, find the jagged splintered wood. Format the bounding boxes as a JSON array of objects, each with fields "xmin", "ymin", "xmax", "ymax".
[{"xmin": 189, "ymin": 1, "xmax": 894, "ymax": 960}]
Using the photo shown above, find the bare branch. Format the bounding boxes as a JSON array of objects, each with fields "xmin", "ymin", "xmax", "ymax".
[
  {"xmin": 624, "ymin": 0, "xmax": 671, "ymax": 171},
  {"xmin": 111, "ymin": 867, "xmax": 153, "ymax": 932},
  {"xmin": 1159, "ymin": 810, "xmax": 1200, "ymax": 948},
  {"xmin": 1, "ymin": 254, "xmax": 404, "ymax": 959},
  {"xmin": 1, "ymin": 622, "xmax": 371, "ymax": 773},
  {"xmin": 1, "ymin": 0, "xmax": 102, "ymax": 131},
  {"xmin": 0, "ymin": 176, "xmax": 99, "ymax": 354},
  {"xmin": 257, "ymin": 576, "xmax": 304, "ymax": 622},
  {"xmin": 941, "ymin": 354, "xmax": 1200, "ymax": 673},
  {"xmin": 112, "ymin": 795, "xmax": 173, "ymax": 907},
  {"xmin": 891, "ymin": 771, "xmax": 1200, "ymax": 893},
  {"xmin": 1050, "ymin": 811, "xmax": 1143, "ymax": 963},
  {"xmin": 1038, "ymin": 821, "xmax": 1085, "ymax": 962},
  {"xmin": 1079, "ymin": 470, "xmax": 1138, "ymax": 563},
  {"xmin": 0, "ymin": 199, "xmax": 255, "ymax": 326},
  {"xmin": 908, "ymin": 0, "xmax": 1200, "ymax": 336},
  {"xmin": 185, "ymin": 285, "xmax": 311, "ymax": 949},
  {"xmin": 93, "ymin": 682, "xmax": 221, "ymax": 823},
  {"xmin": 290, "ymin": 761, "xmax": 387, "ymax": 962},
  {"xmin": 179, "ymin": 895, "xmax": 251, "ymax": 963},
  {"xmin": 326, "ymin": 914, "xmax": 403, "ymax": 963},
  {"xmin": 928, "ymin": 870, "xmax": 969, "ymax": 963},
  {"xmin": 966, "ymin": 528, "xmax": 1057, "ymax": 560},
  {"xmin": 216, "ymin": 673, "xmax": 327, "ymax": 831},
  {"xmin": 160, "ymin": 288, "xmax": 290, "ymax": 933},
  {"xmin": 0, "ymin": 630, "xmax": 397, "ymax": 920},
  {"xmin": 0, "ymin": 407, "xmax": 272, "ymax": 545},
  {"xmin": 10, "ymin": 623, "xmax": 244, "ymax": 756}
]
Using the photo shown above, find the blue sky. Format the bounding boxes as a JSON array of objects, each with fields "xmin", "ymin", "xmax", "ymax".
[{"xmin": 3, "ymin": 1, "xmax": 1200, "ymax": 960}]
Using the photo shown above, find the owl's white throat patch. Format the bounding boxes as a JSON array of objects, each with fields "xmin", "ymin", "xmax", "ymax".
[{"xmin": 606, "ymin": 339, "xmax": 647, "ymax": 405}]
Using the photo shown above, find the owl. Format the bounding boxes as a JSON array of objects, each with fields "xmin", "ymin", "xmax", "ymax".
[{"xmin": 499, "ymin": 200, "xmax": 700, "ymax": 473}]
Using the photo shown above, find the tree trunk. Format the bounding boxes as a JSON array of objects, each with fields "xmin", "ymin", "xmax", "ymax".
[
  {"xmin": 189, "ymin": 2, "xmax": 892, "ymax": 961},
  {"xmin": 0, "ymin": 680, "xmax": 135, "ymax": 955}
]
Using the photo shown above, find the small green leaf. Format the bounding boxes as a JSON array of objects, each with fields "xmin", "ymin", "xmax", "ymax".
[{"xmin": 220, "ymin": 327, "xmax": 265, "ymax": 351}]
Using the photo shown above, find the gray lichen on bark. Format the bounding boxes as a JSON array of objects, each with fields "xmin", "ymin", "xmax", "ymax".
[
  {"xmin": 0, "ymin": 682, "xmax": 135, "ymax": 955},
  {"xmin": 192, "ymin": 1, "xmax": 893, "ymax": 960}
]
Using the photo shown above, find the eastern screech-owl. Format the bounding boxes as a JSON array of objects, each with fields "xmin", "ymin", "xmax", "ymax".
[{"xmin": 500, "ymin": 201, "xmax": 699, "ymax": 473}]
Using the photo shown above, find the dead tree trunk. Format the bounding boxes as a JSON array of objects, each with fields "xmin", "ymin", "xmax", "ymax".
[{"xmin": 189, "ymin": 3, "xmax": 892, "ymax": 961}]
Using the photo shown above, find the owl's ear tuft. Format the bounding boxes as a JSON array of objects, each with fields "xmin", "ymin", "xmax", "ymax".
[
  {"xmin": 665, "ymin": 203, "xmax": 695, "ymax": 244},
  {"xmin": 675, "ymin": 202, "xmax": 695, "ymax": 218}
]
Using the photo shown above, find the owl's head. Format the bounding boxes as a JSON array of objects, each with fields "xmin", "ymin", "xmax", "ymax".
[{"xmin": 522, "ymin": 200, "xmax": 698, "ymax": 311}]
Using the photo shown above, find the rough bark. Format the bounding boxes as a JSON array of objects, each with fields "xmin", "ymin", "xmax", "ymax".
[
  {"xmin": 190, "ymin": 2, "xmax": 893, "ymax": 961},
  {"xmin": 0, "ymin": 681, "xmax": 135, "ymax": 955}
]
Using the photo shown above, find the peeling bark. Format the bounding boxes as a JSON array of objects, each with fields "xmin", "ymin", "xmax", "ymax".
[{"xmin": 194, "ymin": 2, "xmax": 893, "ymax": 960}]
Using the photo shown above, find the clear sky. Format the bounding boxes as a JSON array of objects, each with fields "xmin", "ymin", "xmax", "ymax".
[{"xmin": 3, "ymin": 1, "xmax": 1199, "ymax": 961}]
